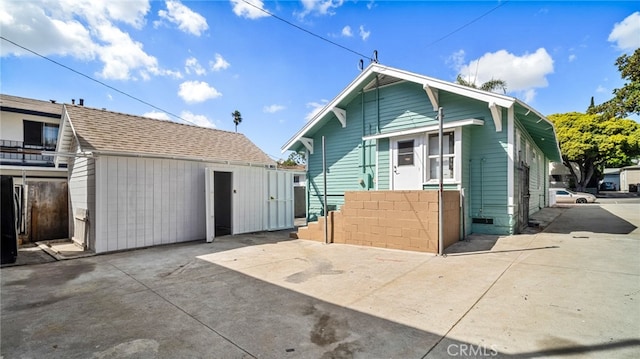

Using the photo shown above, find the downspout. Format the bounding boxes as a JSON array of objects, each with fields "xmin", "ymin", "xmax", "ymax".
[
  {"xmin": 480, "ymin": 157, "xmax": 486, "ymax": 217},
  {"xmin": 361, "ymin": 91, "xmax": 366, "ymax": 187}
]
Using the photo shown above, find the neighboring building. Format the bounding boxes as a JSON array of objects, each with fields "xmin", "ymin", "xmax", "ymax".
[
  {"xmin": 282, "ymin": 64, "xmax": 561, "ymax": 236},
  {"xmin": 278, "ymin": 164, "xmax": 307, "ymax": 218},
  {"xmin": 620, "ymin": 165, "xmax": 640, "ymax": 192},
  {"xmin": 55, "ymin": 104, "xmax": 292, "ymax": 254},
  {"xmin": 602, "ymin": 168, "xmax": 621, "ymax": 190},
  {"xmin": 0, "ymin": 94, "xmax": 68, "ymax": 243}
]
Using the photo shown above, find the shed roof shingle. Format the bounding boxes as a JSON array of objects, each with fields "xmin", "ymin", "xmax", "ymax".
[{"xmin": 64, "ymin": 105, "xmax": 274, "ymax": 165}]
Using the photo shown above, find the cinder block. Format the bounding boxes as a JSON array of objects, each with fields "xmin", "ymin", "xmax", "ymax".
[
  {"xmin": 355, "ymin": 191, "xmax": 371, "ymax": 201},
  {"xmin": 385, "ymin": 192, "xmax": 404, "ymax": 202},
  {"xmin": 402, "ymin": 228, "xmax": 420, "ymax": 239},
  {"xmin": 344, "ymin": 192, "xmax": 357, "ymax": 202},
  {"xmin": 364, "ymin": 217, "xmax": 379, "ymax": 227},
  {"xmin": 420, "ymin": 191, "xmax": 438, "ymax": 202},
  {"xmin": 370, "ymin": 191, "xmax": 387, "ymax": 202},
  {"xmin": 378, "ymin": 201, "xmax": 395, "ymax": 210},
  {"xmin": 394, "ymin": 201, "xmax": 412, "ymax": 211},
  {"xmin": 363, "ymin": 201, "xmax": 378, "ymax": 210},
  {"xmin": 350, "ymin": 201, "xmax": 364, "ymax": 209},
  {"xmin": 370, "ymin": 225, "xmax": 384, "ymax": 235},
  {"xmin": 429, "ymin": 202, "xmax": 439, "ymax": 212},
  {"xmin": 386, "ymin": 227, "xmax": 402, "ymax": 237},
  {"xmin": 403, "ymin": 191, "xmax": 420, "ymax": 202}
]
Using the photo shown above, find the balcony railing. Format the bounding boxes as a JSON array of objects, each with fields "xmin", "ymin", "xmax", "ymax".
[{"xmin": 0, "ymin": 139, "xmax": 58, "ymax": 167}]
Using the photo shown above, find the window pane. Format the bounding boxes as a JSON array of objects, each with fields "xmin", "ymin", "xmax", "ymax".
[
  {"xmin": 428, "ymin": 132, "xmax": 454, "ymax": 155},
  {"xmin": 43, "ymin": 124, "xmax": 59, "ymax": 149},
  {"xmin": 429, "ymin": 157, "xmax": 454, "ymax": 180},
  {"xmin": 23, "ymin": 121, "xmax": 43, "ymax": 146},
  {"xmin": 397, "ymin": 140, "xmax": 414, "ymax": 166}
]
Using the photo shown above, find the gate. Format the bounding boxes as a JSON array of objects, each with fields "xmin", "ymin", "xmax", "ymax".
[{"xmin": 517, "ymin": 162, "xmax": 530, "ymax": 232}]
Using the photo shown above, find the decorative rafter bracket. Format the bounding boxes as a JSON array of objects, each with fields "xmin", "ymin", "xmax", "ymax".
[
  {"xmin": 488, "ymin": 102, "xmax": 503, "ymax": 132},
  {"xmin": 423, "ymin": 83, "xmax": 439, "ymax": 111},
  {"xmin": 299, "ymin": 137, "xmax": 314, "ymax": 155},
  {"xmin": 331, "ymin": 107, "xmax": 347, "ymax": 128}
]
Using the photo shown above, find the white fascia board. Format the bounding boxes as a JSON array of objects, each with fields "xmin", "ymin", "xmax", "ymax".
[
  {"xmin": 362, "ymin": 119, "xmax": 484, "ymax": 141},
  {"xmin": 54, "ymin": 108, "xmax": 75, "ymax": 167},
  {"xmin": 372, "ymin": 64, "xmax": 515, "ymax": 108},
  {"xmin": 281, "ymin": 65, "xmax": 379, "ymax": 152}
]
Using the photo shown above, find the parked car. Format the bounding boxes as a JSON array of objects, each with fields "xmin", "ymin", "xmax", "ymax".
[
  {"xmin": 552, "ymin": 188, "xmax": 597, "ymax": 204},
  {"xmin": 600, "ymin": 182, "xmax": 616, "ymax": 191}
]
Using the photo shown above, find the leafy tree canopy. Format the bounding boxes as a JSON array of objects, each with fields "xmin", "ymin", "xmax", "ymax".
[
  {"xmin": 455, "ymin": 74, "xmax": 507, "ymax": 94},
  {"xmin": 589, "ymin": 48, "xmax": 640, "ymax": 119},
  {"xmin": 278, "ymin": 152, "xmax": 306, "ymax": 167},
  {"xmin": 548, "ymin": 112, "xmax": 640, "ymax": 190}
]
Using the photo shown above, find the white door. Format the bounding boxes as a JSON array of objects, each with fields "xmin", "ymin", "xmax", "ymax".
[
  {"xmin": 265, "ymin": 170, "xmax": 294, "ymax": 231},
  {"xmin": 391, "ymin": 136, "xmax": 423, "ymax": 190}
]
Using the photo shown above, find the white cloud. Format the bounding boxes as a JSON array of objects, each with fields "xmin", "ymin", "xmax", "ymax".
[
  {"xmin": 157, "ymin": 0, "xmax": 208, "ymax": 36},
  {"xmin": 180, "ymin": 111, "xmax": 216, "ymax": 128},
  {"xmin": 210, "ymin": 53, "xmax": 230, "ymax": 71},
  {"xmin": 0, "ymin": 0, "xmax": 185, "ymax": 81},
  {"xmin": 341, "ymin": 25, "xmax": 353, "ymax": 37},
  {"xmin": 457, "ymin": 48, "xmax": 554, "ymax": 101},
  {"xmin": 264, "ymin": 104, "xmax": 286, "ymax": 113},
  {"xmin": 305, "ymin": 100, "xmax": 329, "ymax": 122},
  {"xmin": 359, "ymin": 25, "xmax": 370, "ymax": 41},
  {"xmin": 568, "ymin": 54, "xmax": 577, "ymax": 62},
  {"xmin": 596, "ymin": 85, "xmax": 607, "ymax": 93},
  {"xmin": 185, "ymin": 57, "xmax": 206, "ymax": 75},
  {"xmin": 298, "ymin": 0, "xmax": 344, "ymax": 19},
  {"xmin": 367, "ymin": 0, "xmax": 376, "ymax": 10},
  {"xmin": 608, "ymin": 12, "xmax": 640, "ymax": 51},
  {"xmin": 230, "ymin": 0, "xmax": 270, "ymax": 19},
  {"xmin": 143, "ymin": 111, "xmax": 171, "ymax": 121},
  {"xmin": 178, "ymin": 81, "xmax": 222, "ymax": 103},
  {"xmin": 447, "ymin": 49, "xmax": 466, "ymax": 71}
]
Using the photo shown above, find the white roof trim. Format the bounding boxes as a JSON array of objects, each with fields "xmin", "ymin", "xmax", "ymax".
[
  {"xmin": 282, "ymin": 63, "xmax": 515, "ymax": 153},
  {"xmin": 362, "ymin": 119, "xmax": 484, "ymax": 141}
]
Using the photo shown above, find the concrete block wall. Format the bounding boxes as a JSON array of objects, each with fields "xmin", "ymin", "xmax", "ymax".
[{"xmin": 296, "ymin": 190, "xmax": 460, "ymax": 253}]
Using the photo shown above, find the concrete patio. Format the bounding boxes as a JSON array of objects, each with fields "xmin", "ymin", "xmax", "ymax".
[{"xmin": 1, "ymin": 203, "xmax": 639, "ymax": 358}]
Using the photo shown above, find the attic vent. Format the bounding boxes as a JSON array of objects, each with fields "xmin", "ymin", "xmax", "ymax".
[{"xmin": 472, "ymin": 217, "xmax": 494, "ymax": 224}]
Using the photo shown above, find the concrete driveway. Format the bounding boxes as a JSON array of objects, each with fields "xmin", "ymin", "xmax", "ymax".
[{"xmin": 2, "ymin": 203, "xmax": 639, "ymax": 358}]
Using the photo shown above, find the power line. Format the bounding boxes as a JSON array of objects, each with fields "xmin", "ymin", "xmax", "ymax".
[
  {"xmin": 0, "ymin": 36, "xmax": 198, "ymax": 126},
  {"xmin": 425, "ymin": 0, "xmax": 510, "ymax": 48},
  {"xmin": 240, "ymin": 0, "xmax": 374, "ymax": 61}
]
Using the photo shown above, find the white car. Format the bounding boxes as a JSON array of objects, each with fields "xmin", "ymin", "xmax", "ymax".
[{"xmin": 552, "ymin": 188, "xmax": 597, "ymax": 204}]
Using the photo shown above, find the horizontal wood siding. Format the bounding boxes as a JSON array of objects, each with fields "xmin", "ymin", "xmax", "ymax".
[
  {"xmin": 68, "ymin": 143, "xmax": 96, "ymax": 249},
  {"xmin": 461, "ymin": 126, "xmax": 472, "ymax": 236},
  {"xmin": 467, "ymin": 106, "xmax": 510, "ymax": 235},
  {"xmin": 515, "ymin": 120, "xmax": 549, "ymax": 216},
  {"xmin": 377, "ymin": 138, "xmax": 389, "ymax": 190}
]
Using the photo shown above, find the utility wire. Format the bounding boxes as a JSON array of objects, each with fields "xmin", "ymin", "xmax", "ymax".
[
  {"xmin": 0, "ymin": 36, "xmax": 198, "ymax": 126},
  {"xmin": 240, "ymin": 0, "xmax": 373, "ymax": 61},
  {"xmin": 425, "ymin": 0, "xmax": 510, "ymax": 48}
]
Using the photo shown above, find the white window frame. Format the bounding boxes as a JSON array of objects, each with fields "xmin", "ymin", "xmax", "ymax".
[{"xmin": 424, "ymin": 127, "xmax": 462, "ymax": 185}]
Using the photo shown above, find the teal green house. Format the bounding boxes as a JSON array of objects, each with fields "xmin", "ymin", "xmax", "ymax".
[{"xmin": 282, "ymin": 64, "xmax": 561, "ymax": 236}]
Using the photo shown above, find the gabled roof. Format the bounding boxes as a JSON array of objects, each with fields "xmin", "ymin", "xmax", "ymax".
[
  {"xmin": 56, "ymin": 105, "xmax": 274, "ymax": 166},
  {"xmin": 282, "ymin": 63, "xmax": 561, "ymax": 162},
  {"xmin": 0, "ymin": 94, "xmax": 63, "ymax": 118}
]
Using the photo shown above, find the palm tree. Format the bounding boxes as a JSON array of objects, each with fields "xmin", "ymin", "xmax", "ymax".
[
  {"xmin": 456, "ymin": 74, "xmax": 507, "ymax": 94},
  {"xmin": 231, "ymin": 110, "xmax": 242, "ymax": 132}
]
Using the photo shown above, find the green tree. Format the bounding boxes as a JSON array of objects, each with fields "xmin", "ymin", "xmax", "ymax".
[
  {"xmin": 548, "ymin": 112, "xmax": 640, "ymax": 191},
  {"xmin": 231, "ymin": 110, "xmax": 242, "ymax": 132},
  {"xmin": 278, "ymin": 152, "xmax": 306, "ymax": 167},
  {"xmin": 455, "ymin": 74, "xmax": 507, "ymax": 94},
  {"xmin": 589, "ymin": 48, "xmax": 640, "ymax": 119}
]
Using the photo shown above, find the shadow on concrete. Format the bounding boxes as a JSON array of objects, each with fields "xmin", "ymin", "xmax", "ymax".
[
  {"xmin": 543, "ymin": 206, "xmax": 637, "ymax": 235},
  {"xmin": 3, "ymin": 234, "xmax": 639, "ymax": 358}
]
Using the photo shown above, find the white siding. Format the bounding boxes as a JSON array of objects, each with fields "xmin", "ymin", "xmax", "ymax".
[
  {"xmin": 94, "ymin": 156, "xmax": 208, "ymax": 253},
  {"xmin": 68, "ymin": 140, "xmax": 96, "ymax": 249}
]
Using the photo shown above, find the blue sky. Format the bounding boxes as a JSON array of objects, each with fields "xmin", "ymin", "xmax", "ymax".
[{"xmin": 1, "ymin": 1, "xmax": 639, "ymax": 160}]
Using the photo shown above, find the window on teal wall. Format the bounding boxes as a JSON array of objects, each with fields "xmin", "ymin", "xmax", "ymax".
[{"xmin": 427, "ymin": 131, "xmax": 455, "ymax": 180}]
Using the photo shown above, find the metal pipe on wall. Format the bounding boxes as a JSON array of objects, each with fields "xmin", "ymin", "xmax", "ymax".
[
  {"xmin": 322, "ymin": 136, "xmax": 328, "ymax": 244},
  {"xmin": 438, "ymin": 107, "xmax": 444, "ymax": 256}
]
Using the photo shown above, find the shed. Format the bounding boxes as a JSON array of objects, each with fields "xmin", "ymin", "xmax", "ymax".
[
  {"xmin": 283, "ymin": 63, "xmax": 561, "ymax": 238},
  {"xmin": 55, "ymin": 104, "xmax": 292, "ymax": 253},
  {"xmin": 620, "ymin": 165, "xmax": 640, "ymax": 192}
]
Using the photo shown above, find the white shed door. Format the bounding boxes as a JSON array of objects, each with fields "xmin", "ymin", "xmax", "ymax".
[{"xmin": 265, "ymin": 170, "xmax": 294, "ymax": 231}]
